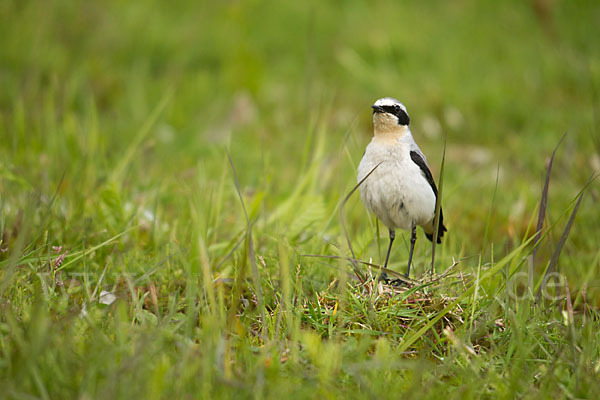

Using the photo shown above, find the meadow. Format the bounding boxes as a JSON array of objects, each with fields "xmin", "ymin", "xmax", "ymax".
[{"xmin": 1, "ymin": 0, "xmax": 600, "ymax": 398}]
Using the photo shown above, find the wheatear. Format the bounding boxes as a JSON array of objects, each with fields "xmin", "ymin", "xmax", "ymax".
[{"xmin": 357, "ymin": 97, "xmax": 447, "ymax": 278}]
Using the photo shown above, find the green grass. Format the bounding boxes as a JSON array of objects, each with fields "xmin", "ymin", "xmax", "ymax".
[{"xmin": 1, "ymin": 0, "xmax": 600, "ymax": 398}]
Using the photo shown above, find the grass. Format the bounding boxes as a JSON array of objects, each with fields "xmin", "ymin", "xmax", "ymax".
[{"xmin": 1, "ymin": 0, "xmax": 600, "ymax": 398}]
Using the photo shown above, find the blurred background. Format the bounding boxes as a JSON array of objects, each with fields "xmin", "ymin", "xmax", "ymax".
[{"xmin": 0, "ymin": 0, "xmax": 599, "ymax": 288}]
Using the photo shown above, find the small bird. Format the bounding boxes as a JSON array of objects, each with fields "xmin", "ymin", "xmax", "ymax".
[{"xmin": 357, "ymin": 97, "xmax": 447, "ymax": 279}]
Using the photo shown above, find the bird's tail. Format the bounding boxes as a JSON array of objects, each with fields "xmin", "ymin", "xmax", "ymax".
[{"xmin": 424, "ymin": 208, "xmax": 447, "ymax": 244}]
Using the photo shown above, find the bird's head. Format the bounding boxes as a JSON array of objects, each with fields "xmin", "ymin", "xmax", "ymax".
[{"xmin": 371, "ymin": 97, "xmax": 410, "ymax": 135}]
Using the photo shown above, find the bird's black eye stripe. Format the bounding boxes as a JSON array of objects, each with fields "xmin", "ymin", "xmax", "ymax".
[
  {"xmin": 379, "ymin": 105, "xmax": 410, "ymax": 126},
  {"xmin": 379, "ymin": 105, "xmax": 396, "ymax": 114}
]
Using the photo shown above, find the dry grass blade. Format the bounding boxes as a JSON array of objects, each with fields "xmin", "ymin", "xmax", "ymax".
[
  {"xmin": 536, "ymin": 174, "xmax": 593, "ymax": 301},
  {"xmin": 339, "ymin": 161, "xmax": 383, "ymax": 282},
  {"xmin": 299, "ymin": 254, "xmax": 408, "ymax": 280},
  {"xmin": 532, "ymin": 132, "xmax": 566, "ymax": 265},
  {"xmin": 226, "ymin": 148, "xmax": 265, "ymax": 326},
  {"xmin": 300, "ymin": 254, "xmax": 380, "ymax": 269},
  {"xmin": 430, "ymin": 133, "xmax": 447, "ymax": 274}
]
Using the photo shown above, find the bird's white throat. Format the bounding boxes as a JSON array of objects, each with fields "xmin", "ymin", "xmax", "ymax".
[{"xmin": 373, "ymin": 113, "xmax": 410, "ymax": 137}]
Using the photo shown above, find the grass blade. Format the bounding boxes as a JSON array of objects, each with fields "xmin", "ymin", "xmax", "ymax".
[
  {"xmin": 532, "ymin": 133, "xmax": 566, "ymax": 265},
  {"xmin": 398, "ymin": 235, "xmax": 536, "ymax": 354},
  {"xmin": 56, "ymin": 226, "xmax": 136, "ymax": 271},
  {"xmin": 299, "ymin": 253, "xmax": 413, "ymax": 282},
  {"xmin": 226, "ymin": 148, "xmax": 265, "ymax": 329},
  {"xmin": 339, "ymin": 161, "xmax": 383, "ymax": 283},
  {"xmin": 110, "ymin": 90, "xmax": 173, "ymax": 184},
  {"xmin": 535, "ymin": 176, "xmax": 589, "ymax": 301},
  {"xmin": 430, "ymin": 133, "xmax": 447, "ymax": 273}
]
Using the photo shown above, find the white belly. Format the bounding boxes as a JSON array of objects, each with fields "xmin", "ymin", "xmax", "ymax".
[{"xmin": 357, "ymin": 143, "xmax": 436, "ymax": 231}]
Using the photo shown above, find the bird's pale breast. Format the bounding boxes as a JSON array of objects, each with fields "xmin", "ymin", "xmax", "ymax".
[{"xmin": 357, "ymin": 140, "xmax": 436, "ymax": 231}]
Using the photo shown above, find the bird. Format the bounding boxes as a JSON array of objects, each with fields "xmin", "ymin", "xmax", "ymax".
[{"xmin": 357, "ymin": 97, "xmax": 447, "ymax": 279}]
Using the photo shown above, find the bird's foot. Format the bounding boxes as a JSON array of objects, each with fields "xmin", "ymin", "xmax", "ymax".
[
  {"xmin": 378, "ymin": 271, "xmax": 410, "ymax": 287},
  {"xmin": 378, "ymin": 271, "xmax": 390, "ymax": 284},
  {"xmin": 389, "ymin": 278, "xmax": 410, "ymax": 287}
]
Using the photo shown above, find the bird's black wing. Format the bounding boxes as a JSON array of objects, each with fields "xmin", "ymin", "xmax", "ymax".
[{"xmin": 409, "ymin": 150, "xmax": 447, "ymax": 243}]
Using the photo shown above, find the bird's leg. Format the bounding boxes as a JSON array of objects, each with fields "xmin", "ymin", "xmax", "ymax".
[
  {"xmin": 406, "ymin": 226, "xmax": 417, "ymax": 278},
  {"xmin": 379, "ymin": 229, "xmax": 395, "ymax": 282},
  {"xmin": 383, "ymin": 229, "xmax": 395, "ymax": 269}
]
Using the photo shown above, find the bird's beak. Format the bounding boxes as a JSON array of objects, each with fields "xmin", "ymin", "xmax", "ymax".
[{"xmin": 371, "ymin": 105, "xmax": 384, "ymax": 113}]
